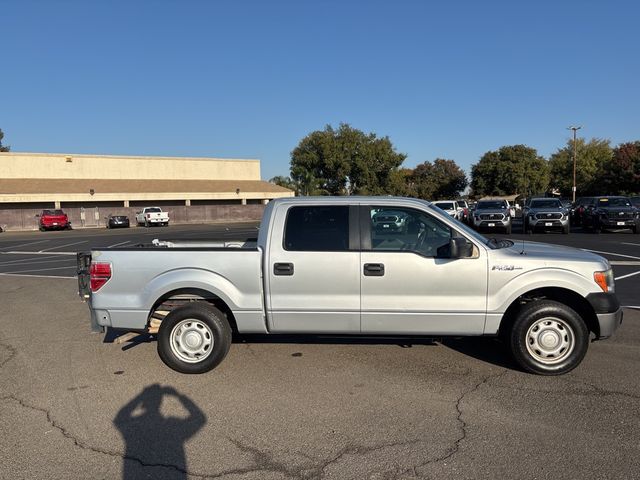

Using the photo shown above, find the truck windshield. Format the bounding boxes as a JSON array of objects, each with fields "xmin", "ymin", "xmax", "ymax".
[
  {"xmin": 598, "ymin": 198, "xmax": 631, "ymax": 207},
  {"xmin": 435, "ymin": 202, "xmax": 455, "ymax": 210},
  {"xmin": 146, "ymin": 208, "xmax": 162, "ymax": 212},
  {"xmin": 477, "ymin": 201, "xmax": 506, "ymax": 209},
  {"xmin": 530, "ymin": 200, "xmax": 561, "ymax": 209}
]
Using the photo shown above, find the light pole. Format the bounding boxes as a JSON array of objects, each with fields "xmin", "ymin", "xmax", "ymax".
[{"xmin": 567, "ymin": 126, "xmax": 582, "ymax": 202}]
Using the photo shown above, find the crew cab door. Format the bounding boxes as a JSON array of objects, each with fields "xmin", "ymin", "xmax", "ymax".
[
  {"xmin": 267, "ymin": 204, "xmax": 361, "ymax": 333},
  {"xmin": 360, "ymin": 205, "xmax": 487, "ymax": 335}
]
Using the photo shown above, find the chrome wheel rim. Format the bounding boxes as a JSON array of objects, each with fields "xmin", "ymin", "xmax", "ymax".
[
  {"xmin": 170, "ymin": 319, "xmax": 214, "ymax": 363},
  {"xmin": 526, "ymin": 317, "xmax": 574, "ymax": 365}
]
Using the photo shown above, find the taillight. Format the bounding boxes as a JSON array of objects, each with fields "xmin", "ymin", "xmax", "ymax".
[{"xmin": 90, "ymin": 262, "xmax": 112, "ymax": 291}]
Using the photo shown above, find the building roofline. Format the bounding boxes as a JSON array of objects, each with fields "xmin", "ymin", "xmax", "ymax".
[{"xmin": 0, "ymin": 151, "xmax": 260, "ymax": 163}]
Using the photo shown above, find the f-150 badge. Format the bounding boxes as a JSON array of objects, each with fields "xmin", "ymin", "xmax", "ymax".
[{"xmin": 492, "ymin": 265, "xmax": 523, "ymax": 271}]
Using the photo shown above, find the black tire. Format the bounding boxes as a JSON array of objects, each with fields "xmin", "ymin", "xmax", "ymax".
[
  {"xmin": 505, "ymin": 224, "xmax": 512, "ymax": 235},
  {"xmin": 633, "ymin": 225, "xmax": 639, "ymax": 234},
  {"xmin": 507, "ymin": 300, "xmax": 589, "ymax": 375},
  {"xmin": 157, "ymin": 303, "xmax": 232, "ymax": 374},
  {"xmin": 562, "ymin": 224, "xmax": 570, "ymax": 234},
  {"xmin": 144, "ymin": 219, "xmax": 149, "ymax": 228}
]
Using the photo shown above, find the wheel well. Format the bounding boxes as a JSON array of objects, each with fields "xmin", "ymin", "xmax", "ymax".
[
  {"xmin": 499, "ymin": 287, "xmax": 599, "ymax": 337},
  {"xmin": 148, "ymin": 288, "xmax": 238, "ymax": 333}
]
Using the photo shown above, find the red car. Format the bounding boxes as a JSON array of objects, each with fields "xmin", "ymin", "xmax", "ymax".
[{"xmin": 39, "ymin": 209, "xmax": 71, "ymax": 231}]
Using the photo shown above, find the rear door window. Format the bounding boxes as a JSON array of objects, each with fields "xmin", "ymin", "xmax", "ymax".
[{"xmin": 284, "ymin": 206, "xmax": 350, "ymax": 251}]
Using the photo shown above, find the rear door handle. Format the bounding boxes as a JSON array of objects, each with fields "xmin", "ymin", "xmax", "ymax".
[
  {"xmin": 363, "ymin": 263, "xmax": 385, "ymax": 276},
  {"xmin": 274, "ymin": 262, "xmax": 294, "ymax": 276}
]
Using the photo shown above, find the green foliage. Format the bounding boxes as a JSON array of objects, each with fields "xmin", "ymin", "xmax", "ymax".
[
  {"xmin": 269, "ymin": 175, "xmax": 297, "ymax": 192},
  {"xmin": 290, "ymin": 124, "xmax": 407, "ymax": 195},
  {"xmin": 600, "ymin": 142, "xmax": 640, "ymax": 195},
  {"xmin": 471, "ymin": 145, "xmax": 548, "ymax": 197},
  {"xmin": 406, "ymin": 159, "xmax": 468, "ymax": 200},
  {"xmin": 548, "ymin": 138, "xmax": 612, "ymax": 196},
  {"xmin": 0, "ymin": 129, "xmax": 9, "ymax": 152}
]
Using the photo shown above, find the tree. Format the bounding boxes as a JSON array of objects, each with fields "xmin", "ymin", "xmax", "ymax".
[
  {"xmin": 290, "ymin": 123, "xmax": 406, "ymax": 195},
  {"xmin": 405, "ymin": 159, "xmax": 468, "ymax": 200},
  {"xmin": 0, "ymin": 129, "xmax": 9, "ymax": 152},
  {"xmin": 548, "ymin": 138, "xmax": 612, "ymax": 196},
  {"xmin": 600, "ymin": 142, "xmax": 640, "ymax": 195},
  {"xmin": 471, "ymin": 145, "xmax": 548, "ymax": 198},
  {"xmin": 269, "ymin": 175, "xmax": 297, "ymax": 192}
]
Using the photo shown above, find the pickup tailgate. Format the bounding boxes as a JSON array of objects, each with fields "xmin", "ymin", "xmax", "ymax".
[{"xmin": 86, "ymin": 248, "xmax": 264, "ymax": 331}]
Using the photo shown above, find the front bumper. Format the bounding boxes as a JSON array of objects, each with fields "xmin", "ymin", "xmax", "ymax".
[
  {"xmin": 598, "ymin": 218, "xmax": 638, "ymax": 229},
  {"xmin": 528, "ymin": 217, "xmax": 569, "ymax": 230},
  {"xmin": 596, "ymin": 309, "xmax": 623, "ymax": 339},
  {"xmin": 475, "ymin": 219, "xmax": 510, "ymax": 229},
  {"xmin": 586, "ymin": 292, "xmax": 623, "ymax": 339}
]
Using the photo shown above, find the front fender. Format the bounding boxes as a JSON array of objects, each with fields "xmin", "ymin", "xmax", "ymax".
[{"xmin": 489, "ymin": 267, "xmax": 597, "ymax": 314}]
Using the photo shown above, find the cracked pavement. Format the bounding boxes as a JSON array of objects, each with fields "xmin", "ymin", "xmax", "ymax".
[{"xmin": 0, "ymin": 276, "xmax": 639, "ymax": 480}]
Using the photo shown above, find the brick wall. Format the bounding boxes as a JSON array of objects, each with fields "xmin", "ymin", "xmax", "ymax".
[{"xmin": 0, "ymin": 204, "xmax": 266, "ymax": 232}]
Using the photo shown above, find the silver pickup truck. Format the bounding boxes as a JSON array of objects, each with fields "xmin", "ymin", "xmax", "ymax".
[{"xmin": 78, "ymin": 197, "xmax": 622, "ymax": 375}]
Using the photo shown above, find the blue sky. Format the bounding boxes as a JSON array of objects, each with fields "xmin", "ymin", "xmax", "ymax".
[{"xmin": 2, "ymin": 0, "xmax": 639, "ymax": 180}]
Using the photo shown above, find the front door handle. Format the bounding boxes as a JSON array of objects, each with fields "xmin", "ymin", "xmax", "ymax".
[
  {"xmin": 274, "ymin": 262, "xmax": 294, "ymax": 276},
  {"xmin": 363, "ymin": 263, "xmax": 385, "ymax": 276}
]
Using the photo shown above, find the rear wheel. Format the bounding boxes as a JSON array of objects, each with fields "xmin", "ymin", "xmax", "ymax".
[
  {"xmin": 157, "ymin": 303, "xmax": 232, "ymax": 374},
  {"xmin": 507, "ymin": 300, "xmax": 589, "ymax": 375}
]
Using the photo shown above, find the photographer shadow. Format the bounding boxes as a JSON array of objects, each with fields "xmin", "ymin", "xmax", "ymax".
[{"xmin": 114, "ymin": 384, "xmax": 206, "ymax": 480}]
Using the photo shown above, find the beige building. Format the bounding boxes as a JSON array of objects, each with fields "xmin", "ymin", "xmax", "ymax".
[
  {"xmin": 0, "ymin": 152, "xmax": 293, "ymax": 207},
  {"xmin": 0, "ymin": 152, "xmax": 293, "ymax": 230}
]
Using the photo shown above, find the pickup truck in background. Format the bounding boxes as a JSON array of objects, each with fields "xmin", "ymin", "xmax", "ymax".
[
  {"xmin": 78, "ymin": 197, "xmax": 622, "ymax": 375},
  {"xmin": 135, "ymin": 207, "xmax": 169, "ymax": 227},
  {"xmin": 39, "ymin": 209, "xmax": 71, "ymax": 231}
]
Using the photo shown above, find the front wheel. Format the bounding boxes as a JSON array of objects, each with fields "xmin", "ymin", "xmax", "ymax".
[
  {"xmin": 562, "ymin": 224, "xmax": 570, "ymax": 234},
  {"xmin": 157, "ymin": 303, "xmax": 232, "ymax": 374},
  {"xmin": 507, "ymin": 300, "xmax": 589, "ymax": 375},
  {"xmin": 505, "ymin": 224, "xmax": 512, "ymax": 235}
]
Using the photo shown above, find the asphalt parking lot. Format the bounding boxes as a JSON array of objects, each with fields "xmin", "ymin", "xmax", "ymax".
[{"xmin": 0, "ymin": 222, "xmax": 639, "ymax": 479}]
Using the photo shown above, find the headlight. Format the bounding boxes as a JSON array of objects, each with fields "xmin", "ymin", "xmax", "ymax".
[{"xmin": 593, "ymin": 269, "xmax": 615, "ymax": 293}]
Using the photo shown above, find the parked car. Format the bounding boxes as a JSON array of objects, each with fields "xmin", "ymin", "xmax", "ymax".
[
  {"xmin": 630, "ymin": 196, "xmax": 640, "ymax": 208},
  {"xmin": 78, "ymin": 196, "xmax": 622, "ymax": 375},
  {"xmin": 135, "ymin": 207, "xmax": 169, "ymax": 227},
  {"xmin": 472, "ymin": 199, "xmax": 512, "ymax": 234},
  {"xmin": 106, "ymin": 214, "xmax": 130, "ymax": 229},
  {"xmin": 432, "ymin": 200, "xmax": 462, "ymax": 220},
  {"xmin": 570, "ymin": 197, "xmax": 594, "ymax": 226},
  {"xmin": 582, "ymin": 196, "xmax": 639, "ymax": 233},
  {"xmin": 372, "ymin": 209, "xmax": 409, "ymax": 233},
  {"xmin": 39, "ymin": 209, "xmax": 71, "ymax": 231},
  {"xmin": 523, "ymin": 198, "xmax": 570, "ymax": 234}
]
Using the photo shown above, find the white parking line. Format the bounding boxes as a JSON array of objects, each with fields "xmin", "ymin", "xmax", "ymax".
[
  {"xmin": 615, "ymin": 271, "xmax": 640, "ymax": 281},
  {"xmin": 0, "ymin": 273, "xmax": 76, "ymax": 280},
  {"xmin": 2, "ymin": 265, "xmax": 77, "ymax": 274},
  {"xmin": 583, "ymin": 249, "xmax": 640, "ymax": 260},
  {"xmin": 107, "ymin": 240, "xmax": 130, "ymax": 248},
  {"xmin": 0, "ymin": 240, "xmax": 49, "ymax": 251},
  {"xmin": 621, "ymin": 242, "xmax": 640, "ymax": 247},
  {"xmin": 0, "ymin": 250, "xmax": 77, "ymax": 256},
  {"xmin": 39, "ymin": 241, "xmax": 87, "ymax": 252},
  {"xmin": 610, "ymin": 261, "xmax": 640, "ymax": 266},
  {"xmin": 0, "ymin": 256, "xmax": 74, "ymax": 267}
]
